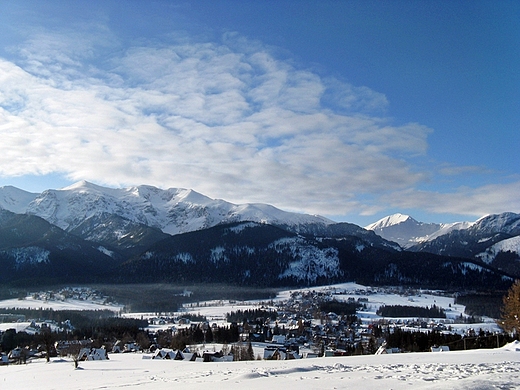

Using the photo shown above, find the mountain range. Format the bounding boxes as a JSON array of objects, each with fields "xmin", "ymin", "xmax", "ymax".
[
  {"xmin": 0, "ymin": 181, "xmax": 518, "ymax": 289},
  {"xmin": 365, "ymin": 212, "xmax": 520, "ymax": 277}
]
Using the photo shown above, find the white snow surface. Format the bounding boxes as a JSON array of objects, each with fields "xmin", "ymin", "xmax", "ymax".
[
  {"xmin": 421, "ymin": 220, "xmax": 474, "ymax": 241},
  {"xmin": 0, "ymin": 296, "xmax": 123, "ymax": 312},
  {"xmin": 364, "ymin": 213, "xmax": 412, "ymax": 230},
  {"xmin": 0, "ymin": 185, "xmax": 38, "ymax": 214},
  {"xmin": 477, "ymin": 235, "xmax": 520, "ymax": 264},
  {"xmin": 0, "ymin": 181, "xmax": 334, "ymax": 235},
  {"xmin": 2, "ymin": 343, "xmax": 519, "ymax": 389}
]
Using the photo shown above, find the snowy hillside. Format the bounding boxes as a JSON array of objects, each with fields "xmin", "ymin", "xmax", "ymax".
[
  {"xmin": 473, "ymin": 212, "xmax": 520, "ymax": 235},
  {"xmin": 0, "ymin": 185, "xmax": 38, "ymax": 214},
  {"xmin": 0, "ymin": 181, "xmax": 333, "ymax": 236},
  {"xmin": 477, "ymin": 235, "xmax": 520, "ymax": 264}
]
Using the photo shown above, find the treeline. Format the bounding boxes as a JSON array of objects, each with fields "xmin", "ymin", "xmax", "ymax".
[
  {"xmin": 455, "ymin": 293, "xmax": 504, "ymax": 319},
  {"xmin": 377, "ymin": 304, "xmax": 446, "ymax": 318},
  {"xmin": 0, "ymin": 309, "xmax": 148, "ymax": 353},
  {"xmin": 180, "ymin": 313, "xmax": 207, "ymax": 322},
  {"xmin": 0, "ymin": 308, "xmax": 149, "ymax": 339},
  {"xmin": 319, "ymin": 300, "xmax": 360, "ymax": 316},
  {"xmin": 0, "ymin": 308, "xmax": 115, "ymax": 325},
  {"xmin": 386, "ymin": 327, "xmax": 513, "ymax": 352},
  {"xmin": 226, "ymin": 309, "xmax": 277, "ymax": 324}
]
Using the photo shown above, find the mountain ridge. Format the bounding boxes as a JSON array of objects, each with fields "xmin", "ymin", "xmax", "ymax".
[
  {"xmin": 0, "ymin": 182, "xmax": 517, "ymax": 288},
  {"xmin": 365, "ymin": 213, "xmax": 474, "ymax": 248},
  {"xmin": 0, "ymin": 181, "xmax": 335, "ymax": 237}
]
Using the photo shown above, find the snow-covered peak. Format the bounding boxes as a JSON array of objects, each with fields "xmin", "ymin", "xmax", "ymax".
[
  {"xmin": 365, "ymin": 213, "xmax": 413, "ymax": 230},
  {"xmin": 0, "ymin": 186, "xmax": 38, "ymax": 214},
  {"xmin": 364, "ymin": 213, "xmax": 477, "ymax": 248},
  {"xmin": 0, "ymin": 182, "xmax": 335, "ymax": 236},
  {"xmin": 60, "ymin": 180, "xmax": 98, "ymax": 191}
]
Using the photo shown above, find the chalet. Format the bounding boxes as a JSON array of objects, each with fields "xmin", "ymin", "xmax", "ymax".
[
  {"xmin": 264, "ymin": 346, "xmax": 286, "ymax": 360},
  {"xmin": 182, "ymin": 351, "xmax": 199, "ymax": 361},
  {"xmin": 8, "ymin": 347, "xmax": 22, "ymax": 360},
  {"xmin": 202, "ymin": 351, "xmax": 223, "ymax": 362},
  {"xmin": 0, "ymin": 353, "xmax": 8, "ymax": 365},
  {"xmin": 112, "ymin": 340, "xmax": 124, "ymax": 353},
  {"xmin": 78, "ymin": 347, "xmax": 108, "ymax": 361},
  {"xmin": 430, "ymin": 346, "xmax": 450, "ymax": 352},
  {"xmin": 124, "ymin": 342, "xmax": 139, "ymax": 352},
  {"xmin": 201, "ymin": 351, "xmax": 232, "ymax": 362},
  {"xmin": 272, "ymin": 335, "xmax": 286, "ymax": 344},
  {"xmin": 152, "ymin": 348, "xmax": 185, "ymax": 360},
  {"xmin": 8, "ymin": 347, "xmax": 31, "ymax": 363}
]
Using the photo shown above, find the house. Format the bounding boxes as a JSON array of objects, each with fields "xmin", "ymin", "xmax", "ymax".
[
  {"xmin": 124, "ymin": 342, "xmax": 139, "ymax": 352},
  {"xmin": 286, "ymin": 350, "xmax": 301, "ymax": 359},
  {"xmin": 78, "ymin": 347, "xmax": 108, "ymax": 361},
  {"xmin": 181, "ymin": 352, "xmax": 199, "ymax": 361},
  {"xmin": 375, "ymin": 344, "xmax": 400, "ymax": 355},
  {"xmin": 152, "ymin": 349, "xmax": 185, "ymax": 360},
  {"xmin": 430, "ymin": 346, "xmax": 450, "ymax": 352},
  {"xmin": 8, "ymin": 347, "xmax": 30, "ymax": 363},
  {"xmin": 202, "ymin": 351, "xmax": 223, "ymax": 362},
  {"xmin": 264, "ymin": 346, "xmax": 286, "ymax": 360},
  {"xmin": 8, "ymin": 347, "xmax": 22, "ymax": 360},
  {"xmin": 1, "ymin": 353, "xmax": 9, "ymax": 365},
  {"xmin": 112, "ymin": 340, "xmax": 124, "ymax": 353},
  {"xmin": 272, "ymin": 335, "xmax": 286, "ymax": 344},
  {"xmin": 55, "ymin": 340, "xmax": 88, "ymax": 356}
]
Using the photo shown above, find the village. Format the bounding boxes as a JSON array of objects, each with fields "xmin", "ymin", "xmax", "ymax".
[{"xmin": 0, "ymin": 283, "xmax": 509, "ymax": 366}]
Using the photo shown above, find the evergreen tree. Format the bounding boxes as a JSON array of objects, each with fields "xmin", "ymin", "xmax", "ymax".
[
  {"xmin": 499, "ymin": 279, "xmax": 520, "ymax": 336},
  {"xmin": 246, "ymin": 340, "xmax": 255, "ymax": 360}
]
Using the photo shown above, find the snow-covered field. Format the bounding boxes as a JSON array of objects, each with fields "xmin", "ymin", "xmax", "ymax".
[
  {"xmin": 2, "ymin": 342, "xmax": 519, "ymax": 389},
  {"xmin": 0, "ymin": 296, "xmax": 123, "ymax": 312}
]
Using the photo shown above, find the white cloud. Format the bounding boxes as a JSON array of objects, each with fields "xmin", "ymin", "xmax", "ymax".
[
  {"xmin": 382, "ymin": 180, "xmax": 520, "ymax": 217},
  {"xmin": 0, "ymin": 26, "xmax": 513, "ymax": 220}
]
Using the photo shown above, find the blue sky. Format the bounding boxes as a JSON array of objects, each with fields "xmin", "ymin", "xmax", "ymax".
[{"xmin": 0, "ymin": 0, "xmax": 518, "ymax": 226}]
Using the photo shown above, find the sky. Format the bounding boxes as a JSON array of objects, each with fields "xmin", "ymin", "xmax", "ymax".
[{"xmin": 0, "ymin": 0, "xmax": 518, "ymax": 227}]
